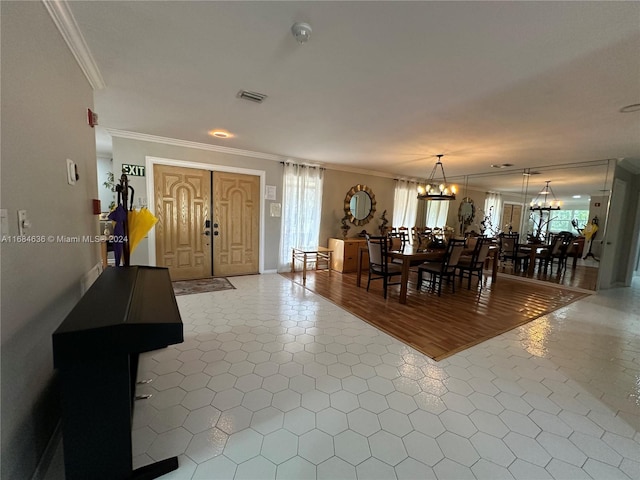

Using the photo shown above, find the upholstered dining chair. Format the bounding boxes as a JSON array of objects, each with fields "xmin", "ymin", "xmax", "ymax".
[
  {"xmin": 417, "ymin": 238, "xmax": 466, "ymax": 296},
  {"xmin": 388, "ymin": 230, "xmax": 407, "ymax": 251},
  {"xmin": 537, "ymin": 234, "xmax": 571, "ymax": 273},
  {"xmin": 499, "ymin": 235, "xmax": 529, "ymax": 272},
  {"xmin": 365, "ymin": 234, "xmax": 403, "ymax": 299},
  {"xmin": 457, "ymin": 236, "xmax": 492, "ymax": 290}
]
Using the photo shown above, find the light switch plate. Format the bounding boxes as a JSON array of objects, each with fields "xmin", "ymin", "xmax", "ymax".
[
  {"xmin": 18, "ymin": 210, "xmax": 28, "ymax": 235},
  {"xmin": 0, "ymin": 209, "xmax": 8, "ymax": 236},
  {"xmin": 270, "ymin": 203, "xmax": 281, "ymax": 217},
  {"xmin": 66, "ymin": 158, "xmax": 76, "ymax": 185}
]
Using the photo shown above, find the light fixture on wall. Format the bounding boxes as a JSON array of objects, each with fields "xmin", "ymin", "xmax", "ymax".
[
  {"xmin": 417, "ymin": 154, "xmax": 457, "ymax": 201},
  {"xmin": 529, "ymin": 180, "xmax": 561, "ymax": 211}
]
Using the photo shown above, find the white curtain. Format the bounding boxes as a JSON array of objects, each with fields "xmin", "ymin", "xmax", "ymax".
[
  {"xmin": 278, "ymin": 164, "xmax": 324, "ymax": 271},
  {"xmin": 483, "ymin": 192, "xmax": 502, "ymax": 236},
  {"xmin": 425, "ymin": 202, "xmax": 449, "ymax": 228},
  {"xmin": 393, "ymin": 179, "xmax": 419, "ymax": 231}
]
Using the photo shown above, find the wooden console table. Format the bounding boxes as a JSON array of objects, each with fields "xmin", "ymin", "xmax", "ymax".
[{"xmin": 292, "ymin": 247, "xmax": 333, "ymax": 285}]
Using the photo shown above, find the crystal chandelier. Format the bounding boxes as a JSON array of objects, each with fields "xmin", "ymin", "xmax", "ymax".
[
  {"xmin": 417, "ymin": 154, "xmax": 457, "ymax": 201},
  {"xmin": 529, "ymin": 180, "xmax": 561, "ymax": 211}
]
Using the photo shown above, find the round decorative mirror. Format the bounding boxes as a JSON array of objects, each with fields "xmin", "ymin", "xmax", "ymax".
[
  {"xmin": 344, "ymin": 184, "xmax": 376, "ymax": 226},
  {"xmin": 458, "ymin": 197, "xmax": 475, "ymax": 226}
]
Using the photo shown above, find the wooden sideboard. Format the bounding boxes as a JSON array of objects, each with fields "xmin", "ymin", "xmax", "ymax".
[{"xmin": 329, "ymin": 238, "xmax": 368, "ymax": 273}]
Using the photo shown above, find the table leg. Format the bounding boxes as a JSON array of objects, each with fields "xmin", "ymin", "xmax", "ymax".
[
  {"xmin": 491, "ymin": 250, "xmax": 498, "ymax": 283},
  {"xmin": 527, "ymin": 249, "xmax": 536, "ymax": 275},
  {"xmin": 291, "ymin": 250, "xmax": 295, "ymax": 273},
  {"xmin": 357, "ymin": 248, "xmax": 363, "ymax": 287},
  {"xmin": 399, "ymin": 257, "xmax": 411, "ymax": 304},
  {"xmin": 302, "ymin": 253, "xmax": 307, "ymax": 285},
  {"xmin": 328, "ymin": 252, "xmax": 332, "ymax": 277}
]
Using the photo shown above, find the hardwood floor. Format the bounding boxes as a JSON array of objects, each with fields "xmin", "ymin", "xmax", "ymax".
[
  {"xmin": 499, "ymin": 262, "xmax": 599, "ymax": 290},
  {"xmin": 280, "ymin": 268, "xmax": 590, "ymax": 361}
]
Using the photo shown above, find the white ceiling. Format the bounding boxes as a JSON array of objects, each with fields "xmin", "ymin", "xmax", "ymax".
[{"xmin": 67, "ymin": 1, "xmax": 640, "ymax": 202}]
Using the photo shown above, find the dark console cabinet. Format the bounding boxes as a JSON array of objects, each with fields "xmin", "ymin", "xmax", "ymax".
[{"xmin": 52, "ymin": 266, "xmax": 183, "ymax": 480}]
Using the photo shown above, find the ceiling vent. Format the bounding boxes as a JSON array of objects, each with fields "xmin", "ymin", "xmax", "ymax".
[{"xmin": 237, "ymin": 90, "xmax": 267, "ymax": 103}]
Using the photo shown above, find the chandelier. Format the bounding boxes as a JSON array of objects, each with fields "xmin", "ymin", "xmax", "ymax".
[
  {"xmin": 530, "ymin": 180, "xmax": 561, "ymax": 211},
  {"xmin": 417, "ymin": 154, "xmax": 457, "ymax": 201}
]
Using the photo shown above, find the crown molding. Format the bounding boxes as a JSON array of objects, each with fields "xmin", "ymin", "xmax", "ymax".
[
  {"xmin": 43, "ymin": 0, "xmax": 105, "ymax": 90},
  {"xmin": 105, "ymin": 129, "xmax": 398, "ymax": 179},
  {"xmin": 106, "ymin": 129, "xmax": 298, "ymax": 163},
  {"xmin": 331, "ymin": 164, "xmax": 397, "ymax": 179}
]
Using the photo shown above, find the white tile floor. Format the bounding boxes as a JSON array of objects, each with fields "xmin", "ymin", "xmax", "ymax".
[{"xmin": 48, "ymin": 273, "xmax": 640, "ymax": 479}]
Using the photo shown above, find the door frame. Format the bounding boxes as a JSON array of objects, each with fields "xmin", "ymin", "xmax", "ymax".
[
  {"xmin": 597, "ymin": 178, "xmax": 626, "ymax": 289},
  {"xmin": 145, "ymin": 156, "xmax": 266, "ymax": 274}
]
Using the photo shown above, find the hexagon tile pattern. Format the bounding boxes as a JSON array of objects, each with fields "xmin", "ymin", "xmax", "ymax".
[{"xmin": 127, "ymin": 274, "xmax": 639, "ymax": 480}]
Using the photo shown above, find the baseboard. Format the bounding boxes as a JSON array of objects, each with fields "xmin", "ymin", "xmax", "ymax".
[
  {"xmin": 31, "ymin": 421, "xmax": 62, "ymax": 480},
  {"xmin": 80, "ymin": 262, "xmax": 104, "ymax": 295}
]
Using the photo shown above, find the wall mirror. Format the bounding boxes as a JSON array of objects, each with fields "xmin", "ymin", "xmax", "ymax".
[
  {"xmin": 458, "ymin": 197, "xmax": 476, "ymax": 229},
  {"xmin": 344, "ymin": 184, "xmax": 376, "ymax": 226}
]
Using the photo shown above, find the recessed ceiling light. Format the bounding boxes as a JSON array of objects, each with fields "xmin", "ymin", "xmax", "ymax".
[
  {"xmin": 209, "ymin": 130, "xmax": 233, "ymax": 139},
  {"xmin": 620, "ymin": 103, "xmax": 640, "ymax": 113},
  {"xmin": 572, "ymin": 195, "xmax": 581, "ymax": 199}
]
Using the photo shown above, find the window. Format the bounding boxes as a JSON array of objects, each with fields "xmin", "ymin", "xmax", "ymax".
[
  {"xmin": 278, "ymin": 164, "xmax": 324, "ymax": 271},
  {"xmin": 393, "ymin": 180, "xmax": 419, "ymax": 229},
  {"xmin": 425, "ymin": 202, "xmax": 449, "ymax": 228},
  {"xmin": 548, "ymin": 209, "xmax": 589, "ymax": 233}
]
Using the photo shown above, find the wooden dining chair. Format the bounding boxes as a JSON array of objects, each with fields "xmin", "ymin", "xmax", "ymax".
[
  {"xmin": 417, "ymin": 238, "xmax": 466, "ymax": 296},
  {"xmin": 413, "ymin": 227, "xmax": 432, "ymax": 251},
  {"xmin": 500, "ymin": 236, "xmax": 529, "ymax": 272},
  {"xmin": 388, "ymin": 230, "xmax": 407, "ymax": 250},
  {"xmin": 538, "ymin": 234, "xmax": 571, "ymax": 273},
  {"xmin": 365, "ymin": 234, "xmax": 403, "ymax": 299},
  {"xmin": 457, "ymin": 236, "xmax": 492, "ymax": 290}
]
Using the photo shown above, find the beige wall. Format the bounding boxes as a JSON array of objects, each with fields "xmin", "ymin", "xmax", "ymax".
[
  {"xmin": 445, "ymin": 186, "xmax": 488, "ymax": 235},
  {"xmin": 1, "ymin": 2, "xmax": 98, "ymax": 477},
  {"xmin": 319, "ymin": 170, "xmax": 395, "ymax": 246}
]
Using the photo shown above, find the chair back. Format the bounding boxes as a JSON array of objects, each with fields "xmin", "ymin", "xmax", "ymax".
[
  {"xmin": 550, "ymin": 235, "xmax": 568, "ymax": 256},
  {"xmin": 501, "ymin": 237, "xmax": 517, "ymax": 256},
  {"xmin": 442, "ymin": 238, "xmax": 466, "ymax": 272},
  {"xmin": 398, "ymin": 227, "xmax": 410, "ymax": 247},
  {"xmin": 388, "ymin": 230, "xmax": 407, "ymax": 250},
  {"xmin": 472, "ymin": 237, "xmax": 492, "ymax": 267},
  {"xmin": 411, "ymin": 227, "xmax": 424, "ymax": 245},
  {"xmin": 365, "ymin": 234, "xmax": 389, "ymax": 269}
]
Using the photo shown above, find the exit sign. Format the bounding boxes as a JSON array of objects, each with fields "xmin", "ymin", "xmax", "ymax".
[{"xmin": 122, "ymin": 164, "xmax": 145, "ymax": 177}]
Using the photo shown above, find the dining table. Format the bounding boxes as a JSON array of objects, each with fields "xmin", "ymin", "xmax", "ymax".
[
  {"xmin": 518, "ymin": 243, "xmax": 549, "ymax": 275},
  {"xmin": 356, "ymin": 243, "xmax": 499, "ymax": 304}
]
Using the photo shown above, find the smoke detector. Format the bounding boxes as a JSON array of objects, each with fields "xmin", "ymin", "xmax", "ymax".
[{"xmin": 291, "ymin": 22, "xmax": 312, "ymax": 44}]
